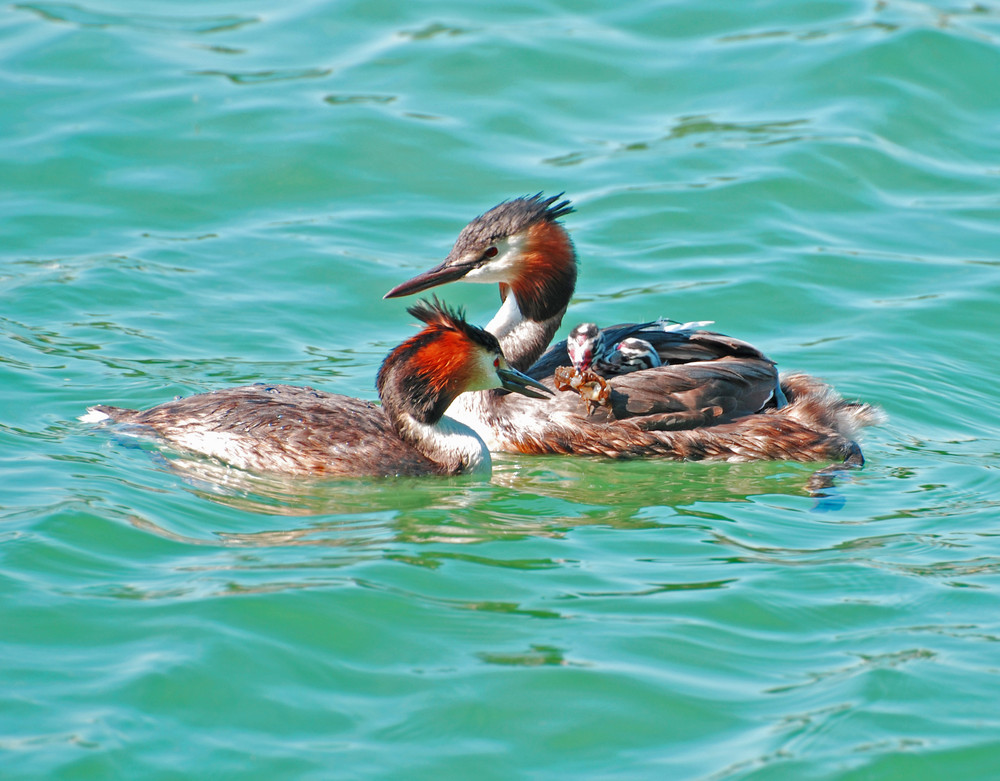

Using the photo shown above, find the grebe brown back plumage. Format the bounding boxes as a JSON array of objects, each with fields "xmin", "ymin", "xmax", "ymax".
[
  {"xmin": 384, "ymin": 194, "xmax": 882, "ymax": 464},
  {"xmin": 82, "ymin": 300, "xmax": 551, "ymax": 477}
]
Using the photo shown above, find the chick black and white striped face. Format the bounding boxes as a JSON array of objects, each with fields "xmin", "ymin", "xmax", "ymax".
[
  {"xmin": 607, "ymin": 337, "xmax": 663, "ymax": 372},
  {"xmin": 567, "ymin": 322, "xmax": 605, "ymax": 372}
]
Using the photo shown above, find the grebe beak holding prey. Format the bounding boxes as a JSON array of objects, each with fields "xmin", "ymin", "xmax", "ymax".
[
  {"xmin": 82, "ymin": 299, "xmax": 551, "ymax": 478},
  {"xmin": 385, "ymin": 193, "xmax": 882, "ymax": 464}
]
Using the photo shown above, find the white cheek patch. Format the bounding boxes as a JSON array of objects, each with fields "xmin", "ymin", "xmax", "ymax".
[
  {"xmin": 461, "ymin": 233, "xmax": 527, "ymax": 284},
  {"xmin": 466, "ymin": 350, "xmax": 503, "ymax": 393}
]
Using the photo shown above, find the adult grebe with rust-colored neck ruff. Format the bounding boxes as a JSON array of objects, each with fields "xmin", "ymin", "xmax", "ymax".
[{"xmin": 82, "ymin": 300, "xmax": 551, "ymax": 477}]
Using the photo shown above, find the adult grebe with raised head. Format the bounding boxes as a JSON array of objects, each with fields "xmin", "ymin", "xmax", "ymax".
[
  {"xmin": 82, "ymin": 300, "xmax": 551, "ymax": 477},
  {"xmin": 384, "ymin": 194, "xmax": 882, "ymax": 464}
]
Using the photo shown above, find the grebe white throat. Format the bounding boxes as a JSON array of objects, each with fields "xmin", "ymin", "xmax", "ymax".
[
  {"xmin": 485, "ymin": 293, "xmax": 524, "ymax": 342},
  {"xmin": 396, "ymin": 413, "xmax": 493, "ymax": 475}
]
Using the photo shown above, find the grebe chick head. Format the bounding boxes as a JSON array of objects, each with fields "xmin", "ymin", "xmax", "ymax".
[
  {"xmin": 606, "ymin": 337, "xmax": 663, "ymax": 372},
  {"xmin": 566, "ymin": 322, "xmax": 606, "ymax": 372},
  {"xmin": 376, "ymin": 299, "xmax": 551, "ymax": 433},
  {"xmin": 384, "ymin": 193, "xmax": 577, "ymax": 323}
]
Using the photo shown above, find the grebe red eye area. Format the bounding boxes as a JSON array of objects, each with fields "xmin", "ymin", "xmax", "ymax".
[{"xmin": 484, "ymin": 246, "xmax": 498, "ymax": 259}]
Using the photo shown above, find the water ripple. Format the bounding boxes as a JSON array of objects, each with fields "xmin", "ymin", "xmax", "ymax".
[
  {"xmin": 14, "ymin": 2, "xmax": 258, "ymax": 34},
  {"xmin": 4, "ymin": 0, "xmax": 1000, "ymax": 777},
  {"xmin": 193, "ymin": 68, "xmax": 333, "ymax": 85}
]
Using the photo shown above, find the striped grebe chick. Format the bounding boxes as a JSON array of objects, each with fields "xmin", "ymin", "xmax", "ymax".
[
  {"xmin": 567, "ymin": 322, "xmax": 664, "ymax": 376},
  {"xmin": 82, "ymin": 300, "xmax": 550, "ymax": 478},
  {"xmin": 605, "ymin": 336, "xmax": 663, "ymax": 374}
]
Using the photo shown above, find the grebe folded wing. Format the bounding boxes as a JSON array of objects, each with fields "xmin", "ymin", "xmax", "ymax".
[{"xmin": 601, "ymin": 357, "xmax": 778, "ymax": 425}]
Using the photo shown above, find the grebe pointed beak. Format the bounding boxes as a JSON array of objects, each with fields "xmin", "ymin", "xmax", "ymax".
[
  {"xmin": 497, "ymin": 367, "xmax": 553, "ymax": 399},
  {"xmin": 384, "ymin": 261, "xmax": 474, "ymax": 299}
]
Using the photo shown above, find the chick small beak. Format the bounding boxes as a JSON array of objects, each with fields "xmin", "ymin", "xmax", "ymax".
[
  {"xmin": 497, "ymin": 367, "xmax": 553, "ymax": 400},
  {"xmin": 384, "ymin": 261, "xmax": 473, "ymax": 299}
]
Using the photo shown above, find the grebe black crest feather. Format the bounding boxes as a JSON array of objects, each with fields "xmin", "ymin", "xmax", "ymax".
[
  {"xmin": 455, "ymin": 192, "xmax": 574, "ymax": 248},
  {"xmin": 405, "ymin": 297, "xmax": 501, "ymax": 354}
]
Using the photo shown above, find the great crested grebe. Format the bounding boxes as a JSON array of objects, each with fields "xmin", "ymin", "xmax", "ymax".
[
  {"xmin": 82, "ymin": 300, "xmax": 551, "ymax": 478},
  {"xmin": 384, "ymin": 193, "xmax": 882, "ymax": 464}
]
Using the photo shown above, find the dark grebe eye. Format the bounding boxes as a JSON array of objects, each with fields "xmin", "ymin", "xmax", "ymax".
[{"xmin": 483, "ymin": 246, "xmax": 498, "ymax": 259}]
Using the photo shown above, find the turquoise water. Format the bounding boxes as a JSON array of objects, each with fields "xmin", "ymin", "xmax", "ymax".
[{"xmin": 3, "ymin": 0, "xmax": 1000, "ymax": 778}]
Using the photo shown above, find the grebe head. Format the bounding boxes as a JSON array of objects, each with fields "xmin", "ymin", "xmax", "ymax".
[
  {"xmin": 376, "ymin": 298, "xmax": 551, "ymax": 428},
  {"xmin": 566, "ymin": 322, "xmax": 605, "ymax": 372},
  {"xmin": 607, "ymin": 337, "xmax": 663, "ymax": 372},
  {"xmin": 384, "ymin": 193, "xmax": 577, "ymax": 322}
]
